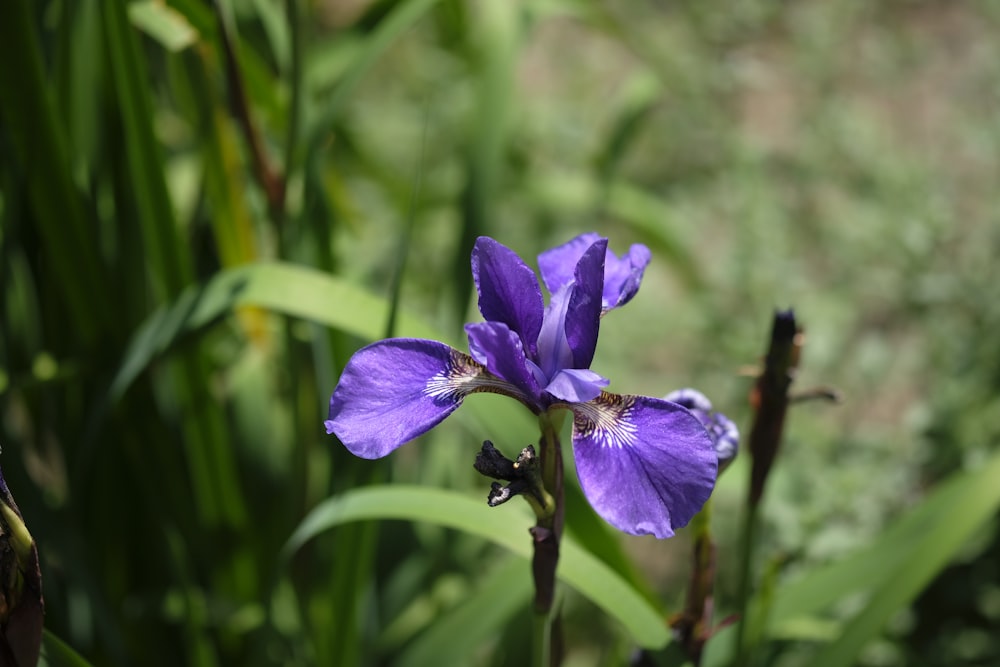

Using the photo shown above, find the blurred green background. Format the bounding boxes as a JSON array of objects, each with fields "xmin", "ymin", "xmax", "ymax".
[{"xmin": 1, "ymin": 0, "xmax": 999, "ymax": 665}]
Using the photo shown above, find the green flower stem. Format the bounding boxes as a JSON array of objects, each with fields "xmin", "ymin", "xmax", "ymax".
[
  {"xmin": 532, "ymin": 410, "xmax": 566, "ymax": 666},
  {"xmin": 690, "ymin": 499, "xmax": 715, "ymax": 663},
  {"xmin": 669, "ymin": 498, "xmax": 716, "ymax": 666},
  {"xmin": 532, "ymin": 608, "xmax": 551, "ymax": 667},
  {"xmin": 732, "ymin": 499, "xmax": 760, "ymax": 667}
]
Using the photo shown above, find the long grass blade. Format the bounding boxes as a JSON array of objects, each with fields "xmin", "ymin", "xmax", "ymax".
[
  {"xmin": 103, "ymin": 0, "xmax": 246, "ymax": 529},
  {"xmin": 0, "ymin": 0, "xmax": 111, "ymax": 341}
]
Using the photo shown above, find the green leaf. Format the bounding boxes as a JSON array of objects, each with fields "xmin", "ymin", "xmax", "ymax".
[
  {"xmin": 563, "ymin": 480, "xmax": 662, "ymax": 613},
  {"xmin": 129, "ymin": 1, "xmax": 198, "ymax": 52},
  {"xmin": 104, "ymin": 0, "xmax": 193, "ymax": 296},
  {"xmin": 394, "ymin": 557, "xmax": 533, "ymax": 667},
  {"xmin": 806, "ymin": 449, "xmax": 1000, "ymax": 667},
  {"xmin": 109, "ymin": 262, "xmax": 448, "ymax": 401},
  {"xmin": 704, "ymin": 448, "xmax": 1000, "ymax": 667},
  {"xmin": 167, "ymin": 0, "xmax": 284, "ymax": 119},
  {"xmin": 0, "ymin": 0, "xmax": 112, "ymax": 341},
  {"xmin": 41, "ymin": 629, "xmax": 96, "ymax": 667},
  {"xmin": 249, "ymin": 0, "xmax": 290, "ymax": 72},
  {"xmin": 282, "ymin": 485, "xmax": 671, "ymax": 649},
  {"xmin": 306, "ymin": 0, "xmax": 443, "ymax": 142}
]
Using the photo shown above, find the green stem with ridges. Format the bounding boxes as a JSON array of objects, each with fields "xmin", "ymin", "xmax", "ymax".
[{"xmin": 532, "ymin": 410, "xmax": 566, "ymax": 666}]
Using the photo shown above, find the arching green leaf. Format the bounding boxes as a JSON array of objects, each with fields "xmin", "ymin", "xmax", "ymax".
[
  {"xmin": 110, "ymin": 262, "xmax": 450, "ymax": 400},
  {"xmin": 282, "ymin": 485, "xmax": 671, "ymax": 649}
]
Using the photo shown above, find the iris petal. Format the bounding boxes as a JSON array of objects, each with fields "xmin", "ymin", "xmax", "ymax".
[
  {"xmin": 472, "ymin": 237, "xmax": 545, "ymax": 356},
  {"xmin": 563, "ymin": 238, "xmax": 606, "ymax": 369},
  {"xmin": 539, "ymin": 234, "xmax": 651, "ymax": 312},
  {"xmin": 707, "ymin": 412, "xmax": 739, "ymax": 469},
  {"xmin": 570, "ymin": 393, "xmax": 718, "ymax": 538},
  {"xmin": 537, "ymin": 232, "xmax": 603, "ymax": 296},
  {"xmin": 663, "ymin": 387, "xmax": 714, "ymax": 413},
  {"xmin": 465, "ymin": 321, "xmax": 542, "ymax": 406},
  {"xmin": 545, "ymin": 368, "xmax": 609, "ymax": 403},
  {"xmin": 326, "ymin": 339, "xmax": 512, "ymax": 459},
  {"xmin": 535, "ymin": 284, "xmax": 575, "ymax": 380},
  {"xmin": 602, "ymin": 244, "xmax": 651, "ymax": 311},
  {"xmin": 664, "ymin": 388, "xmax": 740, "ymax": 469}
]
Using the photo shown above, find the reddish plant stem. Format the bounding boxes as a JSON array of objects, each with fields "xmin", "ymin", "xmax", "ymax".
[
  {"xmin": 532, "ymin": 413, "xmax": 564, "ymax": 613},
  {"xmin": 211, "ymin": 0, "xmax": 286, "ymax": 219}
]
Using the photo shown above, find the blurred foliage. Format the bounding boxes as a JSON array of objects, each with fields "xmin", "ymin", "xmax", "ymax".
[{"xmin": 1, "ymin": 0, "xmax": 999, "ymax": 665}]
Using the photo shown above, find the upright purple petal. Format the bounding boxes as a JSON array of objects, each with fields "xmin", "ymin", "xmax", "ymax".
[
  {"xmin": 603, "ymin": 244, "xmax": 651, "ymax": 311},
  {"xmin": 563, "ymin": 238, "xmax": 606, "ymax": 369},
  {"xmin": 535, "ymin": 284, "xmax": 575, "ymax": 380},
  {"xmin": 465, "ymin": 321, "xmax": 542, "ymax": 406},
  {"xmin": 327, "ymin": 339, "xmax": 493, "ymax": 459},
  {"xmin": 570, "ymin": 393, "xmax": 718, "ymax": 538},
  {"xmin": 537, "ymin": 232, "xmax": 603, "ymax": 295},
  {"xmin": 471, "ymin": 237, "xmax": 544, "ymax": 356}
]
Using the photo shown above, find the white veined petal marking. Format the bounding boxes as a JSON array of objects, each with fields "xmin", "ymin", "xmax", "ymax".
[
  {"xmin": 573, "ymin": 392, "xmax": 638, "ymax": 449},
  {"xmin": 423, "ymin": 349, "xmax": 536, "ymax": 407}
]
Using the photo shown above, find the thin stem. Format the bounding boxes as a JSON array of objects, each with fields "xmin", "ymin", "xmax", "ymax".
[
  {"xmin": 667, "ymin": 496, "xmax": 717, "ymax": 666},
  {"xmin": 533, "ymin": 411, "xmax": 565, "ymax": 612},
  {"xmin": 282, "ymin": 0, "xmax": 303, "ymax": 221},
  {"xmin": 732, "ymin": 310, "xmax": 801, "ymax": 666},
  {"xmin": 531, "ymin": 410, "xmax": 566, "ymax": 666},
  {"xmin": 212, "ymin": 0, "xmax": 285, "ymax": 220},
  {"xmin": 686, "ymin": 499, "xmax": 716, "ymax": 666},
  {"xmin": 532, "ymin": 609, "xmax": 550, "ymax": 667},
  {"xmin": 732, "ymin": 499, "xmax": 759, "ymax": 667}
]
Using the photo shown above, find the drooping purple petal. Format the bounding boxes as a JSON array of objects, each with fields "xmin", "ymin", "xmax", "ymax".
[
  {"xmin": 664, "ymin": 388, "xmax": 740, "ymax": 470},
  {"xmin": 663, "ymin": 388, "xmax": 714, "ymax": 413},
  {"xmin": 603, "ymin": 244, "xmax": 651, "ymax": 311},
  {"xmin": 570, "ymin": 393, "xmax": 718, "ymax": 538},
  {"xmin": 706, "ymin": 411, "xmax": 739, "ymax": 470},
  {"xmin": 465, "ymin": 321, "xmax": 542, "ymax": 406},
  {"xmin": 327, "ymin": 339, "xmax": 499, "ymax": 459},
  {"xmin": 545, "ymin": 368, "xmax": 609, "ymax": 403},
  {"xmin": 471, "ymin": 237, "xmax": 544, "ymax": 356},
  {"xmin": 563, "ymin": 238, "xmax": 606, "ymax": 369},
  {"xmin": 537, "ymin": 232, "xmax": 603, "ymax": 296}
]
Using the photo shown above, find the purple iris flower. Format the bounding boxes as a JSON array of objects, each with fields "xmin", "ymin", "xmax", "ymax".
[{"xmin": 325, "ymin": 233, "xmax": 719, "ymax": 538}]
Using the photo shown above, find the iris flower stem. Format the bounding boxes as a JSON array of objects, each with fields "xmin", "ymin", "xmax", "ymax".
[
  {"xmin": 532, "ymin": 610, "xmax": 551, "ymax": 667},
  {"xmin": 532, "ymin": 410, "xmax": 566, "ymax": 666},
  {"xmin": 732, "ymin": 310, "xmax": 800, "ymax": 667},
  {"xmin": 684, "ymin": 498, "xmax": 715, "ymax": 665},
  {"xmin": 731, "ymin": 498, "xmax": 759, "ymax": 667}
]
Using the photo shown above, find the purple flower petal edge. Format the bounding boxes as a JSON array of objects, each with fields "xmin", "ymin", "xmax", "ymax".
[
  {"xmin": 664, "ymin": 388, "xmax": 740, "ymax": 469},
  {"xmin": 465, "ymin": 321, "xmax": 542, "ymax": 406},
  {"xmin": 326, "ymin": 339, "xmax": 485, "ymax": 459},
  {"xmin": 602, "ymin": 243, "xmax": 651, "ymax": 311},
  {"xmin": 472, "ymin": 237, "xmax": 545, "ymax": 356},
  {"xmin": 537, "ymin": 232, "xmax": 603, "ymax": 296},
  {"xmin": 563, "ymin": 238, "xmax": 606, "ymax": 369},
  {"xmin": 570, "ymin": 393, "xmax": 718, "ymax": 538}
]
